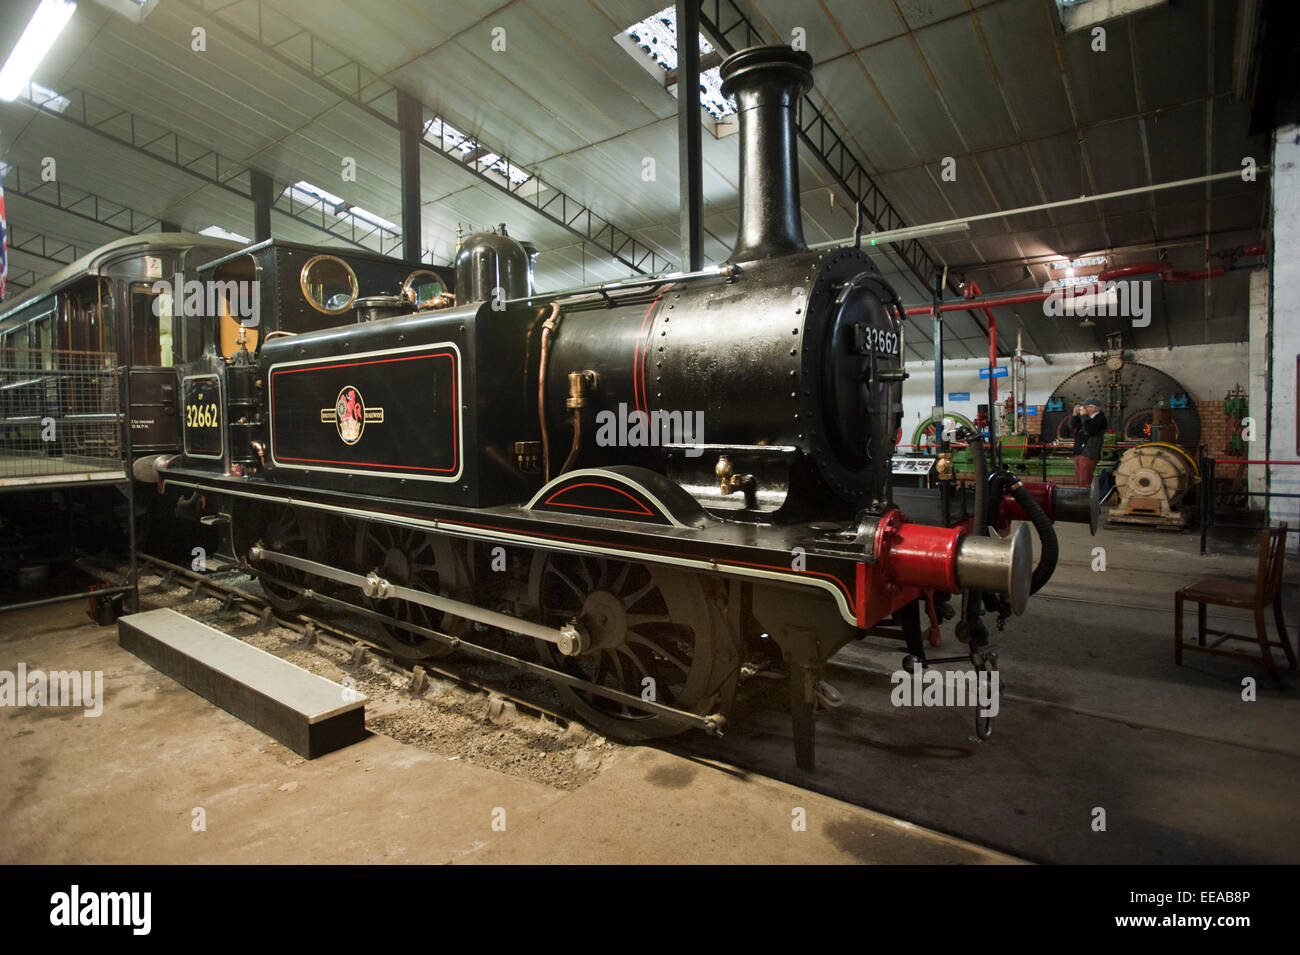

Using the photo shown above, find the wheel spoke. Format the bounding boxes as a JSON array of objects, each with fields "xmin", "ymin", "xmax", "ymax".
[
  {"xmin": 535, "ymin": 555, "xmax": 726, "ymax": 738},
  {"xmin": 621, "ymin": 580, "xmax": 655, "ymax": 610},
  {"xmin": 548, "ymin": 565, "xmax": 586, "ymax": 603},
  {"xmin": 627, "ymin": 633, "xmax": 691, "ymax": 675},
  {"xmin": 606, "ymin": 652, "xmax": 632, "ymax": 715},
  {"xmin": 617, "ymin": 646, "xmax": 651, "ymax": 682},
  {"xmin": 626, "ymin": 612, "xmax": 673, "ymax": 629},
  {"xmin": 609, "ymin": 561, "xmax": 632, "ymax": 594}
]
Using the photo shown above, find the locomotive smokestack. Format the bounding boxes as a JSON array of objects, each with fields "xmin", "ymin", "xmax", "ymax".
[{"xmin": 719, "ymin": 45, "xmax": 814, "ymax": 263}]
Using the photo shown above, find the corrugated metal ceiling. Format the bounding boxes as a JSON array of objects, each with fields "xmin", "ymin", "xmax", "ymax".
[{"xmin": 0, "ymin": 0, "xmax": 1271, "ymax": 358}]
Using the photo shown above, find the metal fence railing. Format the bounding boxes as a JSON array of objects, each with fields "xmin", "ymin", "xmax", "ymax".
[
  {"xmin": 0, "ymin": 348, "xmax": 123, "ymax": 484},
  {"xmin": 0, "ymin": 347, "xmax": 136, "ymax": 617},
  {"xmin": 1198, "ymin": 455, "xmax": 1300, "ymax": 557}
]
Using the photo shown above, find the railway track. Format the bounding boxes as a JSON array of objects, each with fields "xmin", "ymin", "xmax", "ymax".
[
  {"xmin": 110, "ymin": 550, "xmax": 1298, "ymax": 864},
  {"xmin": 133, "ymin": 550, "xmax": 1279, "ymax": 770},
  {"xmin": 131, "ymin": 552, "xmax": 574, "ymax": 728}
]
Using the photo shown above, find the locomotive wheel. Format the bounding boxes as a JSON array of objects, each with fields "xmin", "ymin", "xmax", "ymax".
[
  {"xmin": 530, "ymin": 553, "xmax": 736, "ymax": 741},
  {"xmin": 253, "ymin": 505, "xmax": 326, "ymax": 616},
  {"xmin": 354, "ymin": 520, "xmax": 468, "ymax": 661}
]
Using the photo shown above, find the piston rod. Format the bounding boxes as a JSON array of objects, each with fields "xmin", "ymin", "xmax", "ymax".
[{"xmin": 247, "ymin": 545, "xmax": 589, "ymax": 655}]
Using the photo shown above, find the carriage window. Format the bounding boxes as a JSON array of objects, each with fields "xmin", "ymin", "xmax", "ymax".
[
  {"xmin": 129, "ymin": 283, "xmax": 173, "ymax": 367},
  {"xmin": 30, "ymin": 316, "xmax": 52, "ymax": 370},
  {"xmin": 300, "ymin": 255, "xmax": 357, "ymax": 315},
  {"xmin": 11, "ymin": 325, "xmax": 30, "ymax": 369},
  {"xmin": 98, "ymin": 278, "xmax": 115, "ymax": 357},
  {"xmin": 402, "ymin": 269, "xmax": 446, "ymax": 308}
]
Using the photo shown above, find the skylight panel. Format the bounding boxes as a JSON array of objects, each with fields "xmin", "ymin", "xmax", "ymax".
[
  {"xmin": 423, "ymin": 118, "xmax": 534, "ymax": 186},
  {"xmin": 281, "ymin": 180, "xmax": 398, "ymax": 233},
  {"xmin": 1054, "ymin": 0, "xmax": 1168, "ymax": 33},
  {"xmin": 17, "ymin": 80, "xmax": 70, "ymax": 113},
  {"xmin": 623, "ymin": 5, "xmax": 735, "ymax": 122},
  {"xmin": 199, "ymin": 225, "xmax": 251, "ymax": 243}
]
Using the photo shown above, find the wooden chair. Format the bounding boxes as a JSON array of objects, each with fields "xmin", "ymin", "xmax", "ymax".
[{"xmin": 1175, "ymin": 523, "xmax": 1298, "ymax": 677}]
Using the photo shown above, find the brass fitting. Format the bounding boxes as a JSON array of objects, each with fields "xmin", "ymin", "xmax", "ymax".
[
  {"xmin": 566, "ymin": 370, "xmax": 599, "ymax": 410},
  {"xmin": 514, "ymin": 440, "xmax": 542, "ymax": 473},
  {"xmin": 716, "ymin": 455, "xmax": 758, "ymax": 509},
  {"xmin": 934, "ymin": 452, "xmax": 955, "ymax": 482}
]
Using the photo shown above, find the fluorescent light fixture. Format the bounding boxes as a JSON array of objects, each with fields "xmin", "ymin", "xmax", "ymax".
[
  {"xmin": 1050, "ymin": 255, "xmax": 1107, "ymax": 271},
  {"xmin": 199, "ymin": 225, "xmax": 252, "ymax": 243},
  {"xmin": 0, "ymin": 0, "xmax": 78, "ymax": 103}
]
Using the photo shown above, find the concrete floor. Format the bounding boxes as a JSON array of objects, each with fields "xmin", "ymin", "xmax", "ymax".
[
  {"xmin": 675, "ymin": 518, "xmax": 1300, "ymax": 863},
  {"xmin": 0, "ymin": 601, "xmax": 1012, "ymax": 865},
  {"xmin": 2, "ymin": 516, "xmax": 1296, "ymax": 864}
]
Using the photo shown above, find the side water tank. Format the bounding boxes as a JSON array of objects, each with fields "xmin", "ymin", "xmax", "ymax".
[{"xmin": 454, "ymin": 224, "xmax": 529, "ymax": 305}]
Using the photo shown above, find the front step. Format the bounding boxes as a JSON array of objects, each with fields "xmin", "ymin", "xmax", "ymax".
[{"xmin": 118, "ymin": 608, "xmax": 366, "ymax": 758}]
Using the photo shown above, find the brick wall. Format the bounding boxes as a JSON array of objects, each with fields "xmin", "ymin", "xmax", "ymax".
[
  {"xmin": 1025, "ymin": 407, "xmax": 1043, "ymax": 437},
  {"xmin": 1199, "ymin": 399, "xmax": 1229, "ymax": 457}
]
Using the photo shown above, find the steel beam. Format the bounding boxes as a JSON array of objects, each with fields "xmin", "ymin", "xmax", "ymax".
[
  {"xmin": 3, "ymin": 165, "xmax": 161, "ymax": 236},
  {"xmin": 250, "ymin": 169, "xmax": 273, "ymax": 243},
  {"xmin": 178, "ymin": 0, "xmax": 676, "ymax": 274},
  {"xmin": 676, "ymin": 0, "xmax": 705, "ymax": 272},
  {"xmin": 698, "ymin": 0, "xmax": 997, "ymax": 352},
  {"xmin": 7, "ymin": 88, "xmax": 395, "ymax": 253},
  {"xmin": 5, "ymin": 227, "xmax": 89, "ymax": 268},
  {"xmin": 397, "ymin": 90, "xmax": 424, "ymax": 264}
]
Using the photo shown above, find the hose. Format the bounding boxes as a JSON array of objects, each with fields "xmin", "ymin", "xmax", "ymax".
[
  {"xmin": 987, "ymin": 470, "xmax": 1015, "ymax": 528},
  {"xmin": 969, "ymin": 433, "xmax": 988, "ymax": 537},
  {"xmin": 1008, "ymin": 479, "xmax": 1059, "ymax": 594},
  {"xmin": 964, "ymin": 433, "xmax": 988, "ymax": 629}
]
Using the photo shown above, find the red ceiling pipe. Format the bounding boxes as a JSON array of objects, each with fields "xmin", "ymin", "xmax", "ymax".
[
  {"xmin": 967, "ymin": 280, "xmax": 998, "ymax": 402},
  {"xmin": 1099, "ymin": 262, "xmax": 1225, "ymax": 283},
  {"xmin": 901, "ymin": 243, "xmax": 1264, "ymax": 316},
  {"xmin": 902, "ymin": 286, "xmax": 1092, "ymax": 316}
]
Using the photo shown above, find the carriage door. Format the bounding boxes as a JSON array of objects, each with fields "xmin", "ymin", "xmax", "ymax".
[{"xmin": 125, "ymin": 280, "xmax": 180, "ymax": 452}]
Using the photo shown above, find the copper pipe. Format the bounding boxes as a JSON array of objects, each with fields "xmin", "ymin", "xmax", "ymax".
[
  {"xmin": 537, "ymin": 302, "xmax": 561, "ymax": 481},
  {"xmin": 560, "ymin": 412, "xmax": 582, "ymax": 475}
]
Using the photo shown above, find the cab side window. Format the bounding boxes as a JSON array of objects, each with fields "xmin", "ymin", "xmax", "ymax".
[{"xmin": 214, "ymin": 255, "xmax": 260, "ymax": 359}]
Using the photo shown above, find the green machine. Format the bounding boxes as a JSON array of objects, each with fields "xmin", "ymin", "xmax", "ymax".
[{"xmin": 907, "ymin": 413, "xmax": 1120, "ymax": 481}]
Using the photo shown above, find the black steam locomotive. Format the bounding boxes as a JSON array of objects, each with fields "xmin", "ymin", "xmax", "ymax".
[{"xmin": 129, "ymin": 46, "xmax": 1084, "ymax": 769}]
